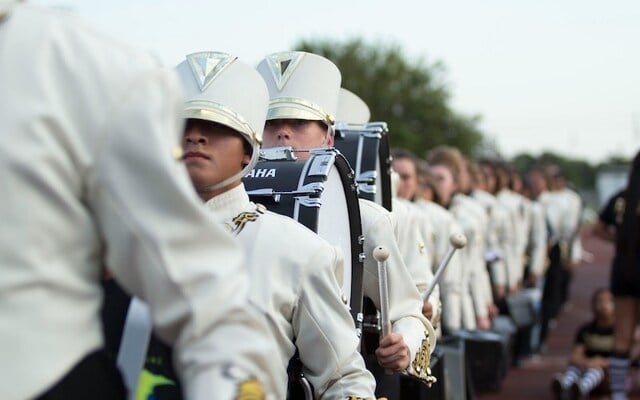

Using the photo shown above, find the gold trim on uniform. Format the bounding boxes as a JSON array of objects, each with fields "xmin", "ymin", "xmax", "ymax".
[
  {"xmin": 183, "ymin": 100, "xmax": 259, "ymax": 145},
  {"xmin": 235, "ymin": 378, "xmax": 265, "ymax": 400},
  {"xmin": 267, "ymin": 96, "xmax": 335, "ymax": 125},
  {"xmin": 226, "ymin": 204, "xmax": 266, "ymax": 236},
  {"xmin": 407, "ymin": 331, "xmax": 437, "ymax": 387},
  {"xmin": 418, "ymin": 241, "xmax": 426, "ymax": 254},
  {"xmin": 172, "ymin": 146, "xmax": 183, "ymax": 161}
]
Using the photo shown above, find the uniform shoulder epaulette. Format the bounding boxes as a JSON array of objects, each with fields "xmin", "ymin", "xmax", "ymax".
[{"xmin": 227, "ymin": 205, "xmax": 265, "ymax": 236}]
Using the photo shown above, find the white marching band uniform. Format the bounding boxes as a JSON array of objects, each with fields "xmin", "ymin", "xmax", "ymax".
[
  {"xmin": 513, "ymin": 193, "xmax": 533, "ymax": 280},
  {"xmin": 205, "ymin": 185, "xmax": 376, "ymax": 398},
  {"xmin": 546, "ymin": 187, "xmax": 583, "ymax": 264},
  {"xmin": 0, "ymin": 5, "xmax": 277, "ymax": 399},
  {"xmin": 526, "ymin": 198, "xmax": 549, "ymax": 279},
  {"xmin": 414, "ymin": 200, "xmax": 475, "ymax": 332},
  {"xmin": 391, "ymin": 197, "xmax": 442, "ymax": 332},
  {"xmin": 176, "ymin": 52, "xmax": 376, "ymax": 399},
  {"xmin": 450, "ymin": 194, "xmax": 493, "ymax": 324},
  {"xmin": 359, "ymin": 200, "xmax": 437, "ymax": 378},
  {"xmin": 472, "ymin": 189, "xmax": 511, "ymax": 292},
  {"xmin": 496, "ymin": 188, "xmax": 527, "ymax": 291}
]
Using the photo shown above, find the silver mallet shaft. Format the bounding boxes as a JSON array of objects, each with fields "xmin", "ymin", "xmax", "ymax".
[
  {"xmin": 422, "ymin": 233, "xmax": 467, "ymax": 302},
  {"xmin": 373, "ymin": 245, "xmax": 392, "ymax": 337}
]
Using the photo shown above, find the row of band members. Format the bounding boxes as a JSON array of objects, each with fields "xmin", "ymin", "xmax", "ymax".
[
  {"xmin": 5, "ymin": 6, "xmax": 582, "ymax": 399},
  {"xmin": 99, "ymin": 48, "xmax": 583, "ymax": 400}
]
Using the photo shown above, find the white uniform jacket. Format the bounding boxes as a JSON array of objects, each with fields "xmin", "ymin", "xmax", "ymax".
[
  {"xmin": 472, "ymin": 190, "xmax": 511, "ymax": 288},
  {"xmin": 527, "ymin": 200, "xmax": 549, "ymax": 278},
  {"xmin": 359, "ymin": 199, "xmax": 436, "ymax": 383},
  {"xmin": 205, "ymin": 185, "xmax": 376, "ymax": 399},
  {"xmin": 450, "ymin": 194, "xmax": 493, "ymax": 320},
  {"xmin": 546, "ymin": 188, "xmax": 583, "ymax": 264},
  {"xmin": 0, "ymin": 4, "xmax": 277, "ymax": 399},
  {"xmin": 390, "ymin": 198, "xmax": 442, "ymax": 331},
  {"xmin": 496, "ymin": 189, "xmax": 526, "ymax": 289},
  {"xmin": 414, "ymin": 200, "xmax": 475, "ymax": 332}
]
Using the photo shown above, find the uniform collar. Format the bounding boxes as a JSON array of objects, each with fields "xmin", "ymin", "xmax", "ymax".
[{"xmin": 203, "ymin": 183, "xmax": 252, "ymax": 223}]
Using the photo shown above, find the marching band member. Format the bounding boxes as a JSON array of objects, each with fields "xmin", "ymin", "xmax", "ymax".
[
  {"xmin": 168, "ymin": 52, "xmax": 376, "ymax": 399},
  {"xmin": 458, "ymin": 158, "xmax": 498, "ymax": 321},
  {"xmin": 539, "ymin": 165, "xmax": 583, "ymax": 349},
  {"xmin": 427, "ymin": 146, "xmax": 493, "ymax": 330},
  {"xmin": 494, "ymin": 162, "xmax": 527, "ymax": 293},
  {"xmin": 389, "ymin": 150, "xmax": 442, "ymax": 331},
  {"xmin": 0, "ymin": 4, "xmax": 276, "ymax": 399},
  {"xmin": 257, "ymin": 52, "xmax": 436, "ymax": 394},
  {"xmin": 336, "ymin": 89, "xmax": 441, "ymax": 331},
  {"xmin": 414, "ymin": 160, "xmax": 474, "ymax": 332},
  {"xmin": 523, "ymin": 167, "xmax": 550, "ymax": 287},
  {"xmin": 548, "ymin": 168, "xmax": 583, "ymax": 303},
  {"xmin": 468, "ymin": 161, "xmax": 511, "ymax": 302},
  {"xmin": 509, "ymin": 167, "xmax": 534, "ymax": 288}
]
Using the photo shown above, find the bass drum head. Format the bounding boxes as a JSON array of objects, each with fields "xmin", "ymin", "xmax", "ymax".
[{"xmin": 317, "ymin": 166, "xmax": 353, "ymax": 305}]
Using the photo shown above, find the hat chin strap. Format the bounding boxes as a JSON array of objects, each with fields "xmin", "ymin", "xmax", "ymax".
[
  {"xmin": 321, "ymin": 123, "xmax": 334, "ymax": 147},
  {"xmin": 197, "ymin": 148, "xmax": 259, "ymax": 193}
]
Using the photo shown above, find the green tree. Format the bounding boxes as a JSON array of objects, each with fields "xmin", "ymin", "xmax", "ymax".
[
  {"xmin": 512, "ymin": 151, "xmax": 597, "ymax": 191},
  {"xmin": 295, "ymin": 38, "xmax": 486, "ymax": 157}
]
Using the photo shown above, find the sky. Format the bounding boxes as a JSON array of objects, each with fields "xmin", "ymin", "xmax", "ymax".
[{"xmin": 35, "ymin": 0, "xmax": 640, "ymax": 163}]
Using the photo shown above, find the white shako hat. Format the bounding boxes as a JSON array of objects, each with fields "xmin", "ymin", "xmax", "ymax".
[
  {"xmin": 336, "ymin": 88, "xmax": 371, "ymax": 126},
  {"xmin": 256, "ymin": 51, "xmax": 341, "ymax": 127},
  {"xmin": 176, "ymin": 51, "xmax": 268, "ymax": 190}
]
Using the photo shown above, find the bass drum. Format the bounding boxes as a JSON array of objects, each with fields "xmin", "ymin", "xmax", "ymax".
[
  {"xmin": 243, "ymin": 147, "xmax": 364, "ymax": 326},
  {"xmin": 334, "ymin": 121, "xmax": 392, "ymax": 212}
]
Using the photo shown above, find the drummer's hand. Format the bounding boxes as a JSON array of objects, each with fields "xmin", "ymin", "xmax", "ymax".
[
  {"xmin": 476, "ymin": 316, "xmax": 491, "ymax": 330},
  {"xmin": 487, "ymin": 303, "xmax": 499, "ymax": 319},
  {"xmin": 376, "ymin": 333, "xmax": 410, "ymax": 371},
  {"xmin": 422, "ymin": 301, "xmax": 433, "ymax": 321}
]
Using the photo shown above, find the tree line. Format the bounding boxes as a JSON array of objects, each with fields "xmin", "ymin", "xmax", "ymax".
[{"xmin": 295, "ymin": 38, "xmax": 631, "ymax": 193}]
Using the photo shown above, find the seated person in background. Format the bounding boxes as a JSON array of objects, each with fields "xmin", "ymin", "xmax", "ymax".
[{"xmin": 552, "ymin": 288, "xmax": 615, "ymax": 400}]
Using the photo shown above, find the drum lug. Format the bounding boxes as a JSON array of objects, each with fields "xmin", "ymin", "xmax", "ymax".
[
  {"xmin": 355, "ymin": 312, "xmax": 364, "ymax": 338},
  {"xmin": 358, "ymin": 235, "xmax": 365, "ymax": 245},
  {"xmin": 297, "ymin": 196, "xmax": 322, "ymax": 208},
  {"xmin": 358, "ymin": 183, "xmax": 376, "ymax": 194},
  {"xmin": 359, "ymin": 252, "xmax": 366, "ymax": 262},
  {"xmin": 259, "ymin": 146, "xmax": 297, "ymax": 161},
  {"xmin": 357, "ymin": 170, "xmax": 377, "ymax": 185}
]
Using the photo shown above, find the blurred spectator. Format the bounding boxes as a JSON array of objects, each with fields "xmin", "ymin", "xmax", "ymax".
[{"xmin": 551, "ymin": 288, "xmax": 615, "ymax": 400}]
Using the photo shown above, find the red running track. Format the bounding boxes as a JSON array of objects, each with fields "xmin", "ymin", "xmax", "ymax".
[{"xmin": 479, "ymin": 231, "xmax": 640, "ymax": 400}]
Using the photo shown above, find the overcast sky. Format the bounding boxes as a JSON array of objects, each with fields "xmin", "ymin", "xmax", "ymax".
[{"xmin": 36, "ymin": 0, "xmax": 640, "ymax": 163}]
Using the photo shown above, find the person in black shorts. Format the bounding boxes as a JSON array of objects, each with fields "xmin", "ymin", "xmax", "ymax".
[
  {"xmin": 592, "ymin": 149, "xmax": 640, "ymax": 400},
  {"xmin": 551, "ymin": 288, "xmax": 615, "ymax": 400}
]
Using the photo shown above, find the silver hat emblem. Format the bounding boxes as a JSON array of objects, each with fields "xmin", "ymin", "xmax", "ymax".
[
  {"xmin": 186, "ymin": 52, "xmax": 237, "ymax": 92},
  {"xmin": 266, "ymin": 52, "xmax": 305, "ymax": 91}
]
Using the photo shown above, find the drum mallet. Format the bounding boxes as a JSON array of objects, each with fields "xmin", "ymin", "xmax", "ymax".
[
  {"xmin": 374, "ymin": 245, "xmax": 392, "ymax": 337},
  {"xmin": 422, "ymin": 233, "xmax": 467, "ymax": 302},
  {"xmin": 373, "ymin": 245, "xmax": 394, "ymax": 374}
]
